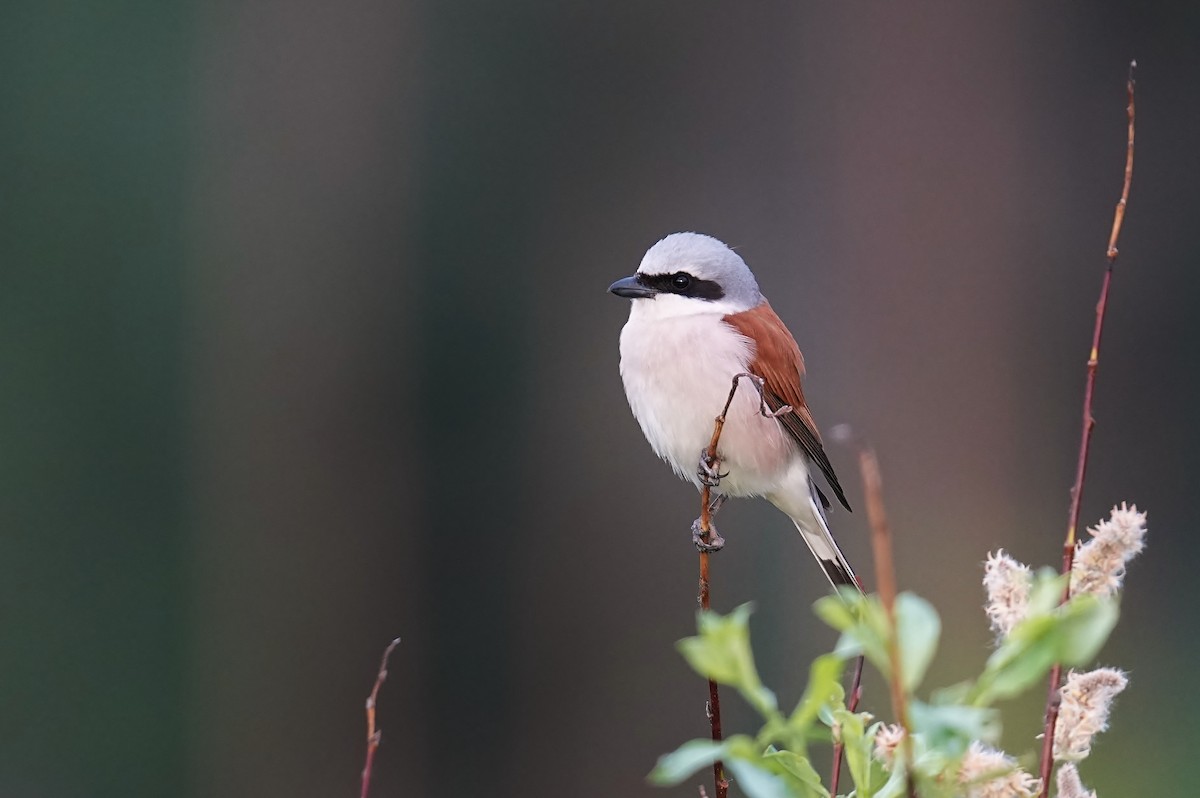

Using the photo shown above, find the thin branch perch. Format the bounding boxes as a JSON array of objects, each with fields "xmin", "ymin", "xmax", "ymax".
[
  {"xmin": 1037, "ymin": 60, "xmax": 1136, "ymax": 798},
  {"xmin": 360, "ymin": 637, "xmax": 402, "ymax": 798},
  {"xmin": 696, "ymin": 374, "xmax": 867, "ymax": 798},
  {"xmin": 694, "ymin": 372, "xmax": 770, "ymax": 798}
]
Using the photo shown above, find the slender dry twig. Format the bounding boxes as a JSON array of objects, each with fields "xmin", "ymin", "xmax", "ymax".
[
  {"xmin": 1037, "ymin": 61, "xmax": 1136, "ymax": 798},
  {"xmin": 695, "ymin": 373, "xmax": 769, "ymax": 798},
  {"xmin": 849, "ymin": 437, "xmax": 916, "ymax": 798},
  {"xmin": 698, "ymin": 374, "xmax": 865, "ymax": 798},
  {"xmin": 829, "ymin": 654, "xmax": 865, "ymax": 797},
  {"xmin": 698, "ymin": 373, "xmax": 791, "ymax": 535},
  {"xmin": 361, "ymin": 637, "xmax": 402, "ymax": 798},
  {"xmin": 696, "ymin": 546, "xmax": 728, "ymax": 798}
]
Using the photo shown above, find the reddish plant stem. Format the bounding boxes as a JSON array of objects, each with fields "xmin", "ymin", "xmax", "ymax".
[
  {"xmin": 694, "ymin": 377, "xmax": 740, "ymax": 798},
  {"xmin": 361, "ymin": 637, "xmax": 402, "ymax": 798},
  {"xmin": 829, "ymin": 654, "xmax": 865, "ymax": 797},
  {"xmin": 694, "ymin": 373, "xmax": 778, "ymax": 798},
  {"xmin": 1037, "ymin": 61, "xmax": 1136, "ymax": 798},
  {"xmin": 696, "ymin": 374, "xmax": 771, "ymax": 798},
  {"xmin": 697, "ymin": 550, "xmax": 727, "ymax": 798},
  {"xmin": 698, "ymin": 374, "xmax": 861, "ymax": 797},
  {"xmin": 854, "ymin": 444, "xmax": 916, "ymax": 798}
]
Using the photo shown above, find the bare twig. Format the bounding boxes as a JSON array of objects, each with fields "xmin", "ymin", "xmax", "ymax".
[
  {"xmin": 1037, "ymin": 60, "xmax": 1136, "ymax": 798},
  {"xmin": 697, "ymin": 374, "xmax": 864, "ymax": 798},
  {"xmin": 694, "ymin": 373, "xmax": 768, "ymax": 798},
  {"xmin": 829, "ymin": 654, "xmax": 865, "ymax": 797},
  {"xmin": 835, "ymin": 426, "xmax": 915, "ymax": 798},
  {"xmin": 858, "ymin": 443, "xmax": 915, "ymax": 798},
  {"xmin": 693, "ymin": 372, "xmax": 779, "ymax": 798},
  {"xmin": 696, "ymin": 546, "xmax": 728, "ymax": 798},
  {"xmin": 361, "ymin": 637, "xmax": 402, "ymax": 798}
]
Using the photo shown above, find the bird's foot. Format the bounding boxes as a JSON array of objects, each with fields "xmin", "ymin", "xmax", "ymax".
[
  {"xmin": 697, "ymin": 450, "xmax": 727, "ymax": 487},
  {"xmin": 691, "ymin": 518, "xmax": 725, "ymax": 552}
]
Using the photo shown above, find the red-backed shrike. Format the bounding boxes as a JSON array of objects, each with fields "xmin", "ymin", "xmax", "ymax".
[{"xmin": 610, "ymin": 232, "xmax": 857, "ymax": 589}]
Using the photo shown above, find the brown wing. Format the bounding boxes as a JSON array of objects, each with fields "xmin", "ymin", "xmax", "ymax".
[{"xmin": 723, "ymin": 302, "xmax": 852, "ymax": 512}]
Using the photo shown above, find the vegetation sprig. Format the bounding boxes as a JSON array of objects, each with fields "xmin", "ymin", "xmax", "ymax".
[{"xmin": 652, "ymin": 62, "xmax": 1141, "ymax": 798}]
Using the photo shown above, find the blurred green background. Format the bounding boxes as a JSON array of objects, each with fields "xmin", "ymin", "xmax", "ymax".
[{"xmin": 2, "ymin": 2, "xmax": 1197, "ymax": 796}]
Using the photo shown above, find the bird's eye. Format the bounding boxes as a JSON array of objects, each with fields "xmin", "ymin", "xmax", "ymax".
[{"xmin": 672, "ymin": 273, "xmax": 692, "ymax": 291}]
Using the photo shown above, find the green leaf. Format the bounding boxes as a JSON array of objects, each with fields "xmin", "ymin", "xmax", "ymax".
[
  {"xmin": 727, "ymin": 758, "xmax": 793, "ymax": 798},
  {"xmin": 1027, "ymin": 569, "xmax": 1069, "ymax": 615},
  {"xmin": 762, "ymin": 749, "xmax": 830, "ymax": 798},
  {"xmin": 648, "ymin": 739, "xmax": 729, "ymax": 785},
  {"xmin": 973, "ymin": 592, "xmax": 1119, "ymax": 704},
  {"xmin": 975, "ymin": 616, "xmax": 1058, "ymax": 703},
  {"xmin": 895, "ymin": 592, "xmax": 940, "ymax": 692},
  {"xmin": 1057, "ymin": 593, "xmax": 1120, "ymax": 665},
  {"xmin": 679, "ymin": 604, "xmax": 755, "ymax": 685},
  {"xmin": 873, "ymin": 761, "xmax": 910, "ymax": 798},
  {"xmin": 789, "ymin": 653, "xmax": 846, "ymax": 733},
  {"xmin": 909, "ymin": 699, "xmax": 1000, "ymax": 757},
  {"xmin": 818, "ymin": 591, "xmax": 940, "ymax": 693},
  {"xmin": 833, "ymin": 710, "xmax": 881, "ymax": 796},
  {"xmin": 677, "ymin": 603, "xmax": 779, "ymax": 718},
  {"xmin": 814, "ymin": 594, "xmax": 857, "ymax": 632},
  {"xmin": 928, "ymin": 681, "xmax": 972, "ymax": 706},
  {"xmin": 815, "ymin": 593, "xmax": 891, "ymax": 679}
]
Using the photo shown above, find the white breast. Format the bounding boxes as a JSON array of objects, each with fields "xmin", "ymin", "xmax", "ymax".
[{"xmin": 618, "ymin": 306, "xmax": 797, "ymax": 497}]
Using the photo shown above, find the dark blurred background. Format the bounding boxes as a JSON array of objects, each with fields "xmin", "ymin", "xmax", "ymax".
[{"xmin": 2, "ymin": 2, "xmax": 1197, "ymax": 796}]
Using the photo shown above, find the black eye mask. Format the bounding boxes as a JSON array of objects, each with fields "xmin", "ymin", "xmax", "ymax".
[{"xmin": 636, "ymin": 271, "xmax": 725, "ymax": 301}]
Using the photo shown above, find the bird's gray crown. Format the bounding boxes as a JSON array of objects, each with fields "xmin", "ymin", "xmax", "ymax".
[{"xmin": 638, "ymin": 232, "xmax": 762, "ymax": 309}]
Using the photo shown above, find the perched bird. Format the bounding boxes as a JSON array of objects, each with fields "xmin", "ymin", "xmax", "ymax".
[{"xmin": 609, "ymin": 232, "xmax": 858, "ymax": 589}]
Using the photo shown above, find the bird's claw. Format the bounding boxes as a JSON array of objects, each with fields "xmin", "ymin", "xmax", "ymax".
[
  {"xmin": 691, "ymin": 518, "xmax": 725, "ymax": 552},
  {"xmin": 697, "ymin": 450, "xmax": 727, "ymax": 487}
]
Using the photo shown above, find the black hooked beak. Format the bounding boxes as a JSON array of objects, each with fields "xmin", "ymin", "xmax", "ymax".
[{"xmin": 608, "ymin": 274, "xmax": 658, "ymax": 299}]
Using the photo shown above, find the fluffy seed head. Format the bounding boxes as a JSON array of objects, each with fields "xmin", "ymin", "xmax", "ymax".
[
  {"xmin": 873, "ymin": 723, "xmax": 906, "ymax": 769},
  {"xmin": 958, "ymin": 742, "xmax": 1040, "ymax": 798},
  {"xmin": 1072, "ymin": 503, "xmax": 1147, "ymax": 597},
  {"xmin": 983, "ymin": 550, "xmax": 1033, "ymax": 640},
  {"xmin": 1054, "ymin": 667, "xmax": 1128, "ymax": 761},
  {"xmin": 1055, "ymin": 763, "xmax": 1097, "ymax": 798}
]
